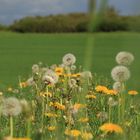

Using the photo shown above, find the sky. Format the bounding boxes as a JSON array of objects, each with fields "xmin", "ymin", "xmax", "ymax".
[{"xmin": 0, "ymin": 0, "xmax": 140, "ymax": 25}]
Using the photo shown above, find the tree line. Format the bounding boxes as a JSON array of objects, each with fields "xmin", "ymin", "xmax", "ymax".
[{"xmin": 0, "ymin": 8, "xmax": 140, "ymax": 33}]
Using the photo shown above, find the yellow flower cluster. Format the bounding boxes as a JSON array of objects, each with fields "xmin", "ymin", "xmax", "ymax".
[
  {"xmin": 128, "ymin": 90, "xmax": 138, "ymax": 95},
  {"xmin": 95, "ymin": 85, "xmax": 117, "ymax": 95},
  {"xmin": 99, "ymin": 123, "xmax": 123, "ymax": 134},
  {"xmin": 55, "ymin": 67, "xmax": 64, "ymax": 76},
  {"xmin": 50, "ymin": 102, "xmax": 65, "ymax": 110}
]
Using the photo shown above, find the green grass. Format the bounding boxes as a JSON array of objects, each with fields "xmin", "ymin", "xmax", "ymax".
[{"xmin": 0, "ymin": 31, "xmax": 140, "ymax": 90}]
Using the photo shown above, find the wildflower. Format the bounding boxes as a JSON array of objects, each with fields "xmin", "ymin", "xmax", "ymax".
[
  {"xmin": 86, "ymin": 95, "xmax": 96, "ymax": 99},
  {"xmin": 40, "ymin": 92, "xmax": 52, "ymax": 98},
  {"xmin": 113, "ymin": 82, "xmax": 122, "ymax": 93},
  {"xmin": 116, "ymin": 51, "xmax": 134, "ymax": 66},
  {"xmin": 68, "ymin": 79, "xmax": 77, "ymax": 88},
  {"xmin": 45, "ymin": 112, "xmax": 58, "ymax": 118},
  {"xmin": 47, "ymin": 126, "xmax": 56, "ymax": 131},
  {"xmin": 26, "ymin": 77, "xmax": 35, "ymax": 86},
  {"xmin": 99, "ymin": 123, "xmax": 123, "ymax": 134},
  {"xmin": 80, "ymin": 71, "xmax": 92, "ymax": 79},
  {"xmin": 95, "ymin": 85, "xmax": 108, "ymax": 93},
  {"xmin": 81, "ymin": 132, "xmax": 93, "ymax": 140},
  {"xmin": 2, "ymin": 97, "xmax": 22, "ymax": 116},
  {"xmin": 32, "ymin": 64, "xmax": 39, "ymax": 73},
  {"xmin": 111, "ymin": 66, "xmax": 130, "ymax": 82},
  {"xmin": 128, "ymin": 90, "xmax": 138, "ymax": 95},
  {"xmin": 106, "ymin": 89, "xmax": 117, "ymax": 95},
  {"xmin": 72, "ymin": 73, "xmax": 81, "ymax": 78},
  {"xmin": 62, "ymin": 53, "xmax": 76, "ymax": 66},
  {"xmin": 55, "ymin": 67, "xmax": 64, "ymax": 76},
  {"xmin": 53, "ymin": 102, "xmax": 65, "ymax": 110},
  {"xmin": 73, "ymin": 103, "xmax": 85, "ymax": 110},
  {"xmin": 65, "ymin": 129, "xmax": 81, "ymax": 137},
  {"xmin": 19, "ymin": 82, "xmax": 27, "ymax": 88},
  {"xmin": 42, "ymin": 75, "xmax": 55, "ymax": 85},
  {"xmin": 78, "ymin": 118, "xmax": 89, "ymax": 123},
  {"xmin": 45, "ymin": 69, "xmax": 59, "ymax": 84}
]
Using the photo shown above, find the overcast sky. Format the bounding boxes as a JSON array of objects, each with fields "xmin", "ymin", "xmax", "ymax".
[{"xmin": 0, "ymin": 0, "xmax": 140, "ymax": 25}]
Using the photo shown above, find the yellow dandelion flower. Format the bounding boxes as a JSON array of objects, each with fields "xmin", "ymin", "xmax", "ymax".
[
  {"xmin": 47, "ymin": 126, "xmax": 56, "ymax": 131},
  {"xmin": 55, "ymin": 67, "xmax": 64, "ymax": 76},
  {"xmin": 45, "ymin": 112, "xmax": 58, "ymax": 118},
  {"xmin": 40, "ymin": 92, "xmax": 52, "ymax": 98},
  {"xmin": 86, "ymin": 95, "xmax": 96, "ymax": 99},
  {"xmin": 128, "ymin": 90, "xmax": 138, "ymax": 95},
  {"xmin": 65, "ymin": 129, "xmax": 81, "ymax": 137},
  {"xmin": 99, "ymin": 123, "xmax": 123, "ymax": 134},
  {"xmin": 72, "ymin": 73, "xmax": 81, "ymax": 78},
  {"xmin": 53, "ymin": 102, "xmax": 65, "ymax": 110},
  {"xmin": 78, "ymin": 118, "xmax": 89, "ymax": 123},
  {"xmin": 81, "ymin": 132, "xmax": 93, "ymax": 140},
  {"xmin": 19, "ymin": 82, "xmax": 27, "ymax": 88},
  {"xmin": 73, "ymin": 103, "xmax": 86, "ymax": 110},
  {"xmin": 95, "ymin": 85, "xmax": 108, "ymax": 93},
  {"xmin": 105, "ymin": 89, "xmax": 117, "ymax": 95}
]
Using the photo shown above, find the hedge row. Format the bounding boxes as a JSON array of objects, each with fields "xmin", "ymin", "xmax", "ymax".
[{"xmin": 1, "ymin": 10, "xmax": 140, "ymax": 33}]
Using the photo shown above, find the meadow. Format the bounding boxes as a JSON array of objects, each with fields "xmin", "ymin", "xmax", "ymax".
[
  {"xmin": 0, "ymin": 31, "xmax": 139, "ymax": 90},
  {"xmin": 0, "ymin": 31, "xmax": 140, "ymax": 140}
]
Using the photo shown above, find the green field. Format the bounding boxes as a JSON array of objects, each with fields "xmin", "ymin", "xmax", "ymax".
[{"xmin": 0, "ymin": 31, "xmax": 140, "ymax": 90}]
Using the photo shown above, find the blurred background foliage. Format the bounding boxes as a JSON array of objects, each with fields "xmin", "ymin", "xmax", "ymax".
[{"xmin": 0, "ymin": 7, "xmax": 140, "ymax": 33}]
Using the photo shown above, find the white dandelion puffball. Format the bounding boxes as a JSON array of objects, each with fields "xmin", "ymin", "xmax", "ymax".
[
  {"xmin": 26, "ymin": 77, "xmax": 35, "ymax": 86},
  {"xmin": 2, "ymin": 97, "xmax": 22, "ymax": 116},
  {"xmin": 80, "ymin": 71, "xmax": 92, "ymax": 79},
  {"xmin": 45, "ymin": 70, "xmax": 59, "ymax": 84},
  {"xmin": 111, "ymin": 66, "xmax": 130, "ymax": 82},
  {"xmin": 116, "ymin": 51, "xmax": 134, "ymax": 66},
  {"xmin": 42, "ymin": 75, "xmax": 55, "ymax": 85},
  {"xmin": 113, "ymin": 82, "xmax": 122, "ymax": 92},
  {"xmin": 62, "ymin": 53, "xmax": 76, "ymax": 66},
  {"xmin": 32, "ymin": 64, "xmax": 39, "ymax": 73}
]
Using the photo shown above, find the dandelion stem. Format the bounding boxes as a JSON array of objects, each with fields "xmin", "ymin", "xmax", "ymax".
[
  {"xmin": 10, "ymin": 115, "xmax": 13, "ymax": 137},
  {"xmin": 27, "ymin": 118, "xmax": 31, "ymax": 138}
]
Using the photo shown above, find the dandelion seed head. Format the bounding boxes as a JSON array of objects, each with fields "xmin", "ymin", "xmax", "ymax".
[
  {"xmin": 62, "ymin": 53, "xmax": 76, "ymax": 66},
  {"xmin": 42, "ymin": 75, "xmax": 55, "ymax": 85},
  {"xmin": 45, "ymin": 69, "xmax": 59, "ymax": 84},
  {"xmin": 26, "ymin": 77, "xmax": 35, "ymax": 86},
  {"xmin": 116, "ymin": 51, "xmax": 134, "ymax": 66},
  {"xmin": 113, "ymin": 82, "xmax": 122, "ymax": 92},
  {"xmin": 32, "ymin": 64, "xmax": 39, "ymax": 73},
  {"xmin": 111, "ymin": 66, "xmax": 130, "ymax": 82},
  {"xmin": 2, "ymin": 97, "xmax": 22, "ymax": 116},
  {"xmin": 80, "ymin": 71, "xmax": 92, "ymax": 79}
]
